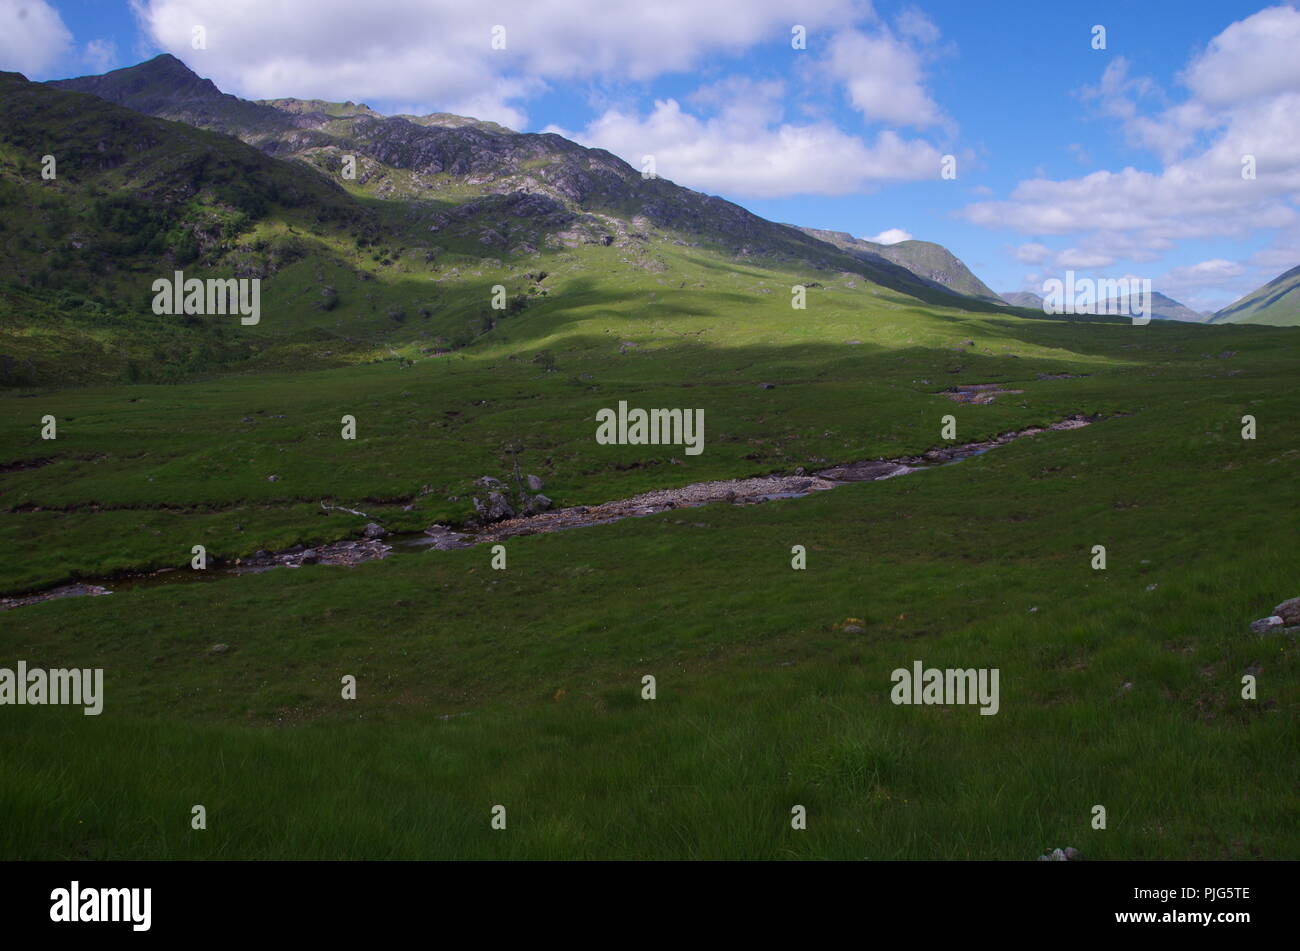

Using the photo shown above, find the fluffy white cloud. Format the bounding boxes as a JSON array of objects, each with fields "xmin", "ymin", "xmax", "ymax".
[
  {"xmin": 551, "ymin": 87, "xmax": 945, "ymax": 198},
  {"xmin": 864, "ymin": 228, "xmax": 913, "ymax": 244},
  {"xmin": 894, "ymin": 7, "xmax": 941, "ymax": 46},
  {"xmin": 822, "ymin": 24, "xmax": 945, "ymax": 127},
  {"xmin": 964, "ymin": 4, "xmax": 1300, "ymax": 295},
  {"xmin": 83, "ymin": 38, "xmax": 118, "ymax": 73},
  {"xmin": 131, "ymin": 0, "xmax": 859, "ymax": 126},
  {"xmin": 1182, "ymin": 5, "xmax": 1300, "ymax": 107},
  {"xmin": 0, "ymin": 0, "xmax": 72, "ymax": 76},
  {"xmin": 1166, "ymin": 258, "xmax": 1246, "ymax": 285},
  {"xmin": 1011, "ymin": 242, "xmax": 1051, "ymax": 265}
]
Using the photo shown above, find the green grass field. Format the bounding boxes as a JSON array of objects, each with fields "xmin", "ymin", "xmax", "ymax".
[{"xmin": 2, "ymin": 242, "xmax": 1297, "ymax": 859}]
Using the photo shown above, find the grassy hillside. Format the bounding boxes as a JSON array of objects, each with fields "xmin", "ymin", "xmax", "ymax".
[
  {"xmin": 799, "ymin": 228, "xmax": 1004, "ymax": 303},
  {"xmin": 1212, "ymin": 264, "xmax": 1300, "ymax": 327},
  {"xmin": 2, "ymin": 253, "xmax": 1297, "ymax": 858}
]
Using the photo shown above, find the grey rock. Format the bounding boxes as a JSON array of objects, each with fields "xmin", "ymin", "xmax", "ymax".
[
  {"xmin": 422, "ymin": 525, "xmax": 472, "ymax": 550},
  {"xmin": 528, "ymin": 493, "xmax": 553, "ymax": 514},
  {"xmin": 525, "ymin": 474, "xmax": 545, "ymax": 492},
  {"xmin": 267, "ymin": 474, "xmax": 279, "ymax": 482},
  {"xmin": 758, "ymin": 382, "xmax": 776, "ymax": 390},
  {"xmin": 1250, "ymin": 616, "xmax": 1284, "ymax": 635},
  {"xmin": 300, "ymin": 549, "xmax": 319, "ymax": 565},
  {"xmin": 209, "ymin": 643, "xmax": 229, "ymax": 654},
  {"xmin": 473, "ymin": 491, "xmax": 515, "ymax": 522},
  {"xmin": 362, "ymin": 522, "xmax": 387, "ymax": 539},
  {"xmin": 1037, "ymin": 846, "xmax": 1081, "ymax": 861},
  {"xmin": 1273, "ymin": 597, "xmax": 1300, "ymax": 625},
  {"xmin": 816, "ymin": 460, "xmax": 909, "ymax": 482}
]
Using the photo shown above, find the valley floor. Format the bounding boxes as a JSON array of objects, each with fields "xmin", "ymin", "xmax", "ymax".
[{"xmin": 1, "ymin": 291, "xmax": 1297, "ymax": 860}]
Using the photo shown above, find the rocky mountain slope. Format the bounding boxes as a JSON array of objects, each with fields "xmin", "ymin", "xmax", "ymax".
[{"xmin": 49, "ymin": 55, "xmax": 1005, "ymax": 312}]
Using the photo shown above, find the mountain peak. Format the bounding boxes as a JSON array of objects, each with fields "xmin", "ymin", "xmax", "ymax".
[{"xmin": 48, "ymin": 55, "xmax": 289, "ymax": 135}]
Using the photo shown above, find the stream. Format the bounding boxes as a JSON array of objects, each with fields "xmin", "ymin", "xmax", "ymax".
[{"xmin": 1, "ymin": 413, "xmax": 1099, "ymax": 610}]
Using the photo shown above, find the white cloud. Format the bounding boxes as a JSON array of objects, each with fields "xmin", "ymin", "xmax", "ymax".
[
  {"xmin": 1182, "ymin": 5, "xmax": 1300, "ymax": 107},
  {"xmin": 131, "ymin": 0, "xmax": 859, "ymax": 127},
  {"xmin": 1011, "ymin": 242, "xmax": 1051, "ymax": 265},
  {"xmin": 894, "ymin": 7, "xmax": 941, "ymax": 46},
  {"xmin": 551, "ymin": 91, "xmax": 944, "ymax": 198},
  {"xmin": 1165, "ymin": 258, "xmax": 1246, "ymax": 286},
  {"xmin": 0, "ymin": 0, "xmax": 72, "ymax": 76},
  {"xmin": 823, "ymin": 25, "xmax": 945, "ymax": 127},
  {"xmin": 964, "ymin": 4, "xmax": 1300, "ymax": 303},
  {"xmin": 863, "ymin": 228, "xmax": 912, "ymax": 244},
  {"xmin": 83, "ymin": 38, "xmax": 118, "ymax": 73},
  {"xmin": 1066, "ymin": 143, "xmax": 1092, "ymax": 165},
  {"xmin": 1055, "ymin": 247, "xmax": 1115, "ymax": 269}
]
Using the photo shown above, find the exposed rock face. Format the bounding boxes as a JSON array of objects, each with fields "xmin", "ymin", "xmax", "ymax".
[
  {"xmin": 46, "ymin": 55, "xmax": 1011, "ymax": 310},
  {"xmin": 473, "ymin": 491, "xmax": 515, "ymax": 523},
  {"xmin": 362, "ymin": 522, "xmax": 387, "ymax": 539},
  {"xmin": 525, "ymin": 474, "xmax": 545, "ymax": 493}
]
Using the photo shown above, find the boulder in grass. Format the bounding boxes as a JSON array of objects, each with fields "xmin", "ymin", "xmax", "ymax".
[
  {"xmin": 1272, "ymin": 597, "xmax": 1300, "ymax": 626},
  {"xmin": 473, "ymin": 492, "xmax": 515, "ymax": 523},
  {"xmin": 1250, "ymin": 616, "xmax": 1284, "ymax": 635}
]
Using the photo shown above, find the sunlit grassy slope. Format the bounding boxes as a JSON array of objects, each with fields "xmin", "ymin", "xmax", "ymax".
[{"xmin": 2, "ymin": 234, "xmax": 1298, "ymax": 861}]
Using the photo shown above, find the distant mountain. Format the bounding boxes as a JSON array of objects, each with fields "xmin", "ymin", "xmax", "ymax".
[
  {"xmin": 1000, "ymin": 291, "xmax": 1044, "ymax": 309},
  {"xmin": 48, "ymin": 55, "xmax": 1006, "ymax": 313},
  {"xmin": 1210, "ymin": 264, "xmax": 1300, "ymax": 326},
  {"xmin": 795, "ymin": 227, "xmax": 1004, "ymax": 303},
  {"xmin": 1099, "ymin": 291, "xmax": 1206, "ymax": 323},
  {"xmin": 1000, "ymin": 288, "xmax": 1205, "ymax": 322}
]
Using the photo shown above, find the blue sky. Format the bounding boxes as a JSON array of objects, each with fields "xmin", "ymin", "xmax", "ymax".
[{"xmin": 4, "ymin": 0, "xmax": 1298, "ymax": 311}]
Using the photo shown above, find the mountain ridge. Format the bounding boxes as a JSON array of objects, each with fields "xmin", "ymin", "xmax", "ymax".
[
  {"xmin": 794, "ymin": 227, "xmax": 1004, "ymax": 303},
  {"xmin": 1210, "ymin": 264, "xmax": 1300, "ymax": 326},
  {"xmin": 48, "ymin": 55, "xmax": 1008, "ymax": 313}
]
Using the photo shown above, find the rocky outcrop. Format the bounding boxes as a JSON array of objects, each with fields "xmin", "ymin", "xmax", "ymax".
[{"xmin": 1250, "ymin": 597, "xmax": 1300, "ymax": 636}]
